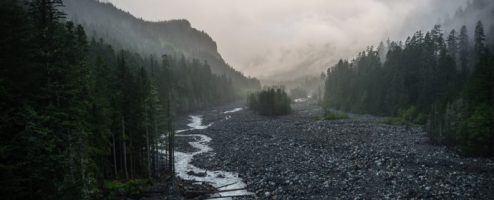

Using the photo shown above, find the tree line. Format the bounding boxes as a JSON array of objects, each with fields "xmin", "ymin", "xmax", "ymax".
[
  {"xmin": 0, "ymin": 0, "xmax": 238, "ymax": 199},
  {"xmin": 248, "ymin": 87, "xmax": 292, "ymax": 116},
  {"xmin": 324, "ymin": 22, "xmax": 494, "ymax": 156}
]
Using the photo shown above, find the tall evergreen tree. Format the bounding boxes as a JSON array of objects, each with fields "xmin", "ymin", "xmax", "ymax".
[
  {"xmin": 459, "ymin": 25, "xmax": 471, "ymax": 76},
  {"xmin": 447, "ymin": 29, "xmax": 459, "ymax": 67},
  {"xmin": 474, "ymin": 21, "xmax": 487, "ymax": 63}
]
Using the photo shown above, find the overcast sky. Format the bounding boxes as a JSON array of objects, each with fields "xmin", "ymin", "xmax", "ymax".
[{"xmin": 104, "ymin": 0, "xmax": 468, "ymax": 79}]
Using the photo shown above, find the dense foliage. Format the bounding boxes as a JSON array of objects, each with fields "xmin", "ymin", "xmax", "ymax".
[
  {"xmin": 0, "ymin": 0, "xmax": 242, "ymax": 199},
  {"xmin": 324, "ymin": 22, "xmax": 494, "ymax": 156},
  {"xmin": 248, "ymin": 88, "xmax": 292, "ymax": 116},
  {"xmin": 323, "ymin": 110, "xmax": 349, "ymax": 120}
]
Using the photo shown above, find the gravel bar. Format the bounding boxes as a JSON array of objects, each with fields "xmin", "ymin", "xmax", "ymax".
[{"xmin": 175, "ymin": 102, "xmax": 494, "ymax": 199}]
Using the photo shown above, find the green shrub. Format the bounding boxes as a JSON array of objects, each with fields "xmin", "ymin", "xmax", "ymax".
[
  {"xmin": 103, "ymin": 179, "xmax": 151, "ymax": 199},
  {"xmin": 382, "ymin": 117, "xmax": 408, "ymax": 125},
  {"xmin": 323, "ymin": 110, "xmax": 349, "ymax": 120},
  {"xmin": 248, "ymin": 87, "xmax": 291, "ymax": 116},
  {"xmin": 461, "ymin": 104, "xmax": 494, "ymax": 156},
  {"xmin": 398, "ymin": 106, "xmax": 426, "ymax": 124},
  {"xmin": 380, "ymin": 106, "xmax": 425, "ymax": 126},
  {"xmin": 442, "ymin": 99, "xmax": 466, "ymax": 143}
]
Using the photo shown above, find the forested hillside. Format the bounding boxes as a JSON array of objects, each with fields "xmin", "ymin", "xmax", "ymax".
[
  {"xmin": 62, "ymin": 0, "xmax": 260, "ymax": 92},
  {"xmin": 0, "ymin": 0, "xmax": 243, "ymax": 199},
  {"xmin": 324, "ymin": 22, "xmax": 494, "ymax": 156}
]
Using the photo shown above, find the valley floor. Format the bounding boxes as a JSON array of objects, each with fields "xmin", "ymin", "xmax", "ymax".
[{"xmin": 175, "ymin": 101, "xmax": 494, "ymax": 199}]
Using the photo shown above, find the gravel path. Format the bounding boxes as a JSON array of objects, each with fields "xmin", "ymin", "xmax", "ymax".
[{"xmin": 176, "ymin": 102, "xmax": 494, "ymax": 199}]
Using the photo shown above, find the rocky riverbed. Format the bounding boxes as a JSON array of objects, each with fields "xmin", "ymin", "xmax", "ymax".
[{"xmin": 175, "ymin": 101, "xmax": 494, "ymax": 199}]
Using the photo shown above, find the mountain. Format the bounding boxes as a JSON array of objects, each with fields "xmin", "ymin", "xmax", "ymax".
[{"xmin": 62, "ymin": 0, "xmax": 260, "ymax": 92}]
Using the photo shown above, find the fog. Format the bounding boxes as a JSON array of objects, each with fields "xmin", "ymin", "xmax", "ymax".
[{"xmin": 103, "ymin": 0, "xmax": 488, "ymax": 80}]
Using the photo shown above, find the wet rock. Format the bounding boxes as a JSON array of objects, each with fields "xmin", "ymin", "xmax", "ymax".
[
  {"xmin": 187, "ymin": 171, "xmax": 206, "ymax": 177},
  {"xmin": 179, "ymin": 102, "xmax": 494, "ymax": 199}
]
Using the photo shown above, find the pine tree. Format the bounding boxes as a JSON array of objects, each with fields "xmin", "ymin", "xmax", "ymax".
[
  {"xmin": 474, "ymin": 21, "xmax": 486, "ymax": 64},
  {"xmin": 459, "ymin": 25, "xmax": 471, "ymax": 76},
  {"xmin": 116, "ymin": 51, "xmax": 131, "ymax": 179},
  {"xmin": 161, "ymin": 55, "xmax": 175, "ymax": 174},
  {"xmin": 447, "ymin": 29, "xmax": 459, "ymax": 68}
]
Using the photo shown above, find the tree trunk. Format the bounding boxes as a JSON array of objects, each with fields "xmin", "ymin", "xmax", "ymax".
[
  {"xmin": 130, "ymin": 135, "xmax": 134, "ymax": 179},
  {"xmin": 153, "ymin": 116, "xmax": 159, "ymax": 178},
  {"xmin": 167, "ymin": 99, "xmax": 174, "ymax": 174},
  {"xmin": 122, "ymin": 117, "xmax": 129, "ymax": 179},
  {"xmin": 146, "ymin": 120, "xmax": 151, "ymax": 179},
  {"xmin": 112, "ymin": 131, "xmax": 117, "ymax": 178}
]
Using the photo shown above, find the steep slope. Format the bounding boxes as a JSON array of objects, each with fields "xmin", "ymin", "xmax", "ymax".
[{"xmin": 62, "ymin": 0, "xmax": 259, "ymax": 91}]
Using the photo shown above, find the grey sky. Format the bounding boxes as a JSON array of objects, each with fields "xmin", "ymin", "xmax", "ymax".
[{"xmin": 104, "ymin": 0, "xmax": 467, "ymax": 79}]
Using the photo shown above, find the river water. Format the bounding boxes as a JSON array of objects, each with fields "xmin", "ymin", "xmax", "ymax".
[{"xmin": 175, "ymin": 108, "xmax": 251, "ymax": 199}]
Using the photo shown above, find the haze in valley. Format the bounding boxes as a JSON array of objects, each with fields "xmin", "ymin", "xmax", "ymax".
[{"xmin": 103, "ymin": 0, "xmax": 490, "ymax": 81}]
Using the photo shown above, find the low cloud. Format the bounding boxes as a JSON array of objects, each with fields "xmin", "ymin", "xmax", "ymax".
[{"xmin": 106, "ymin": 0, "xmax": 481, "ymax": 80}]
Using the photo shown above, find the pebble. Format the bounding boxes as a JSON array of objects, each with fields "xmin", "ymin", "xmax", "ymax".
[{"xmin": 181, "ymin": 102, "xmax": 494, "ymax": 199}]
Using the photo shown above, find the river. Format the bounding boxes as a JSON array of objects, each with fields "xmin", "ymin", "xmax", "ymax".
[{"xmin": 174, "ymin": 108, "xmax": 251, "ymax": 199}]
